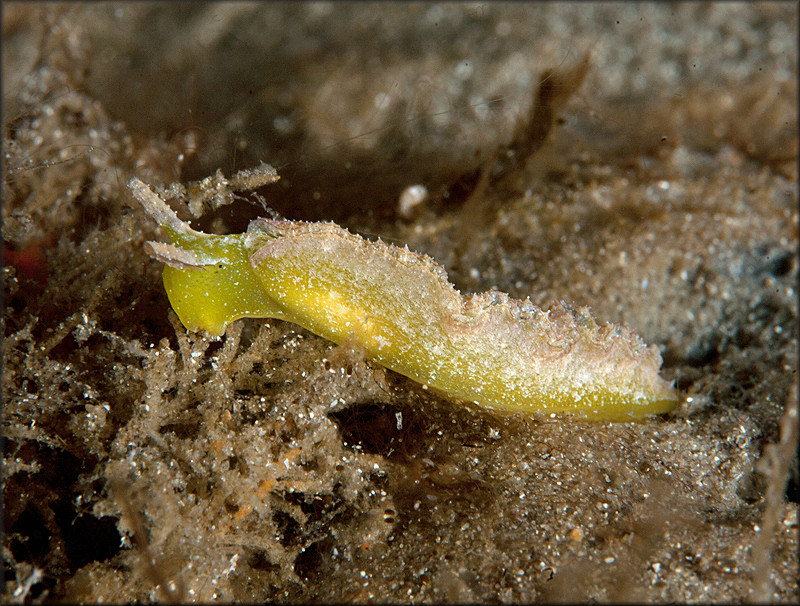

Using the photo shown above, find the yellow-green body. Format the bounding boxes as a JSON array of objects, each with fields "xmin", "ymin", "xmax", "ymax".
[
  {"xmin": 160, "ymin": 229, "xmax": 284, "ymax": 336},
  {"xmin": 131, "ymin": 177, "xmax": 678, "ymax": 421}
]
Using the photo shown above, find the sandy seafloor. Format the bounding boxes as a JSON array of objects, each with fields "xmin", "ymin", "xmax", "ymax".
[{"xmin": 3, "ymin": 2, "xmax": 798, "ymax": 602}]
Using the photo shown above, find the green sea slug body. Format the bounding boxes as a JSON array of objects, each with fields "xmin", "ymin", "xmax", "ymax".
[{"xmin": 129, "ymin": 171, "xmax": 677, "ymax": 421}]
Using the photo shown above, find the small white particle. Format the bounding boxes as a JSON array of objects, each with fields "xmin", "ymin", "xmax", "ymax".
[{"xmin": 398, "ymin": 184, "xmax": 428, "ymax": 218}]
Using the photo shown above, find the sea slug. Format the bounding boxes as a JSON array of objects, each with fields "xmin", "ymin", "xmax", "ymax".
[{"xmin": 129, "ymin": 174, "xmax": 677, "ymax": 420}]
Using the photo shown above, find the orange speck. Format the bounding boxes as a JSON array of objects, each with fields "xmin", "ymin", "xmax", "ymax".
[
  {"xmin": 233, "ymin": 503, "xmax": 253, "ymax": 523},
  {"xmin": 256, "ymin": 479, "xmax": 275, "ymax": 499},
  {"xmin": 568, "ymin": 527, "xmax": 584, "ymax": 542}
]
